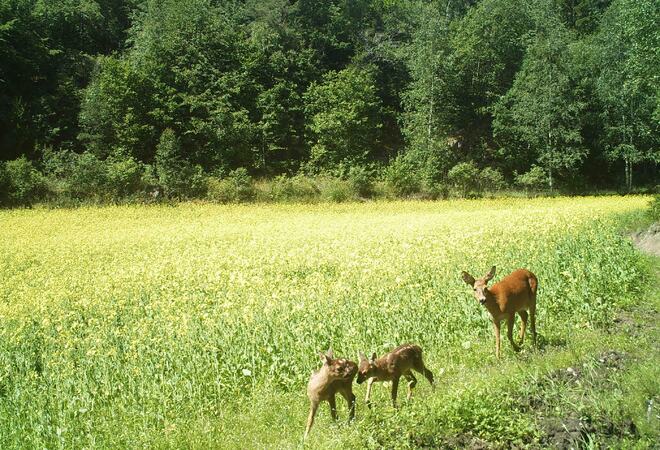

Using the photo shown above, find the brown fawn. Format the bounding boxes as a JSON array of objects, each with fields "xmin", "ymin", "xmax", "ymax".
[
  {"xmin": 356, "ymin": 344, "xmax": 434, "ymax": 408},
  {"xmin": 461, "ymin": 266, "xmax": 538, "ymax": 358},
  {"xmin": 304, "ymin": 350, "xmax": 357, "ymax": 439}
]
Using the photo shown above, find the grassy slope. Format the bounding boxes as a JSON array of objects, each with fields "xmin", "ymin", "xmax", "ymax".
[{"xmin": 0, "ymin": 197, "xmax": 657, "ymax": 449}]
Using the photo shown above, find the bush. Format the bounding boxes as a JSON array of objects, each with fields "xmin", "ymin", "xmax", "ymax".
[
  {"xmin": 67, "ymin": 152, "xmax": 109, "ymax": 200},
  {"xmin": 207, "ymin": 168, "xmax": 255, "ymax": 203},
  {"xmin": 383, "ymin": 155, "xmax": 420, "ymax": 197},
  {"xmin": 2, "ymin": 157, "xmax": 47, "ymax": 206},
  {"xmin": 447, "ymin": 161, "xmax": 480, "ymax": 197},
  {"xmin": 648, "ymin": 194, "xmax": 660, "ymax": 222},
  {"xmin": 268, "ymin": 174, "xmax": 320, "ymax": 202},
  {"xmin": 155, "ymin": 129, "xmax": 207, "ymax": 199},
  {"xmin": 106, "ymin": 153, "xmax": 145, "ymax": 200},
  {"xmin": 319, "ymin": 177, "xmax": 354, "ymax": 203},
  {"xmin": 515, "ymin": 166, "xmax": 548, "ymax": 191},
  {"xmin": 346, "ymin": 165, "xmax": 375, "ymax": 198},
  {"xmin": 479, "ymin": 167, "xmax": 506, "ymax": 192}
]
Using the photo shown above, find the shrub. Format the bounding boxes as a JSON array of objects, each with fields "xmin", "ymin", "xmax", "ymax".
[
  {"xmin": 447, "ymin": 161, "xmax": 480, "ymax": 197},
  {"xmin": 155, "ymin": 129, "xmax": 207, "ymax": 199},
  {"xmin": 106, "ymin": 153, "xmax": 145, "ymax": 200},
  {"xmin": 515, "ymin": 166, "xmax": 548, "ymax": 191},
  {"xmin": 346, "ymin": 165, "xmax": 375, "ymax": 198},
  {"xmin": 207, "ymin": 168, "xmax": 255, "ymax": 203},
  {"xmin": 67, "ymin": 152, "xmax": 109, "ymax": 200},
  {"xmin": 648, "ymin": 194, "xmax": 660, "ymax": 222},
  {"xmin": 319, "ymin": 177, "xmax": 354, "ymax": 203},
  {"xmin": 269, "ymin": 175, "xmax": 319, "ymax": 202},
  {"xmin": 383, "ymin": 155, "xmax": 420, "ymax": 197},
  {"xmin": 479, "ymin": 167, "xmax": 506, "ymax": 192},
  {"xmin": 2, "ymin": 157, "xmax": 47, "ymax": 206},
  {"xmin": 0, "ymin": 163, "xmax": 9, "ymax": 206}
]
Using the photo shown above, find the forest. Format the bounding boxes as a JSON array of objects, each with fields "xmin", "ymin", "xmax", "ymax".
[{"xmin": 0, "ymin": 0, "xmax": 658, "ymax": 205}]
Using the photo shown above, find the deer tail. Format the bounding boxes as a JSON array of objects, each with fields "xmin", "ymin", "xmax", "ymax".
[{"xmin": 528, "ymin": 273, "xmax": 538, "ymax": 297}]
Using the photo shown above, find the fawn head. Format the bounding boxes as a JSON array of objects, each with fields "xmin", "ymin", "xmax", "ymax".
[
  {"xmin": 356, "ymin": 351, "xmax": 378, "ymax": 384},
  {"xmin": 461, "ymin": 266, "xmax": 496, "ymax": 305},
  {"xmin": 319, "ymin": 349, "xmax": 354, "ymax": 380}
]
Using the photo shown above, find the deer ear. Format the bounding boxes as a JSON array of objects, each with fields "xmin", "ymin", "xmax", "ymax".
[
  {"xmin": 370, "ymin": 352, "xmax": 377, "ymax": 363},
  {"xmin": 484, "ymin": 266, "xmax": 496, "ymax": 282},
  {"xmin": 461, "ymin": 271, "xmax": 475, "ymax": 286},
  {"xmin": 326, "ymin": 348, "xmax": 334, "ymax": 359},
  {"xmin": 358, "ymin": 351, "xmax": 367, "ymax": 362}
]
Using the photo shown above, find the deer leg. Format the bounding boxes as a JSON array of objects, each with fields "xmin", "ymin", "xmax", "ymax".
[
  {"xmin": 530, "ymin": 304, "xmax": 537, "ymax": 347},
  {"xmin": 339, "ymin": 388, "xmax": 356, "ymax": 422},
  {"xmin": 404, "ymin": 371, "xmax": 417, "ymax": 401},
  {"xmin": 518, "ymin": 310, "xmax": 528, "ymax": 345},
  {"xmin": 493, "ymin": 320, "xmax": 502, "ymax": 358},
  {"xmin": 304, "ymin": 400, "xmax": 319, "ymax": 439},
  {"xmin": 328, "ymin": 394, "xmax": 337, "ymax": 421},
  {"xmin": 365, "ymin": 378, "xmax": 374, "ymax": 408},
  {"xmin": 507, "ymin": 315, "xmax": 520, "ymax": 352},
  {"xmin": 391, "ymin": 376, "xmax": 400, "ymax": 408}
]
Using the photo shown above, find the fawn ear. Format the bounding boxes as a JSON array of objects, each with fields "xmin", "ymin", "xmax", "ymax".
[
  {"xmin": 370, "ymin": 352, "xmax": 377, "ymax": 363},
  {"xmin": 484, "ymin": 266, "xmax": 496, "ymax": 282},
  {"xmin": 358, "ymin": 351, "xmax": 367, "ymax": 362},
  {"xmin": 461, "ymin": 271, "xmax": 475, "ymax": 286},
  {"xmin": 319, "ymin": 352, "xmax": 332, "ymax": 365},
  {"xmin": 326, "ymin": 348, "xmax": 334, "ymax": 359}
]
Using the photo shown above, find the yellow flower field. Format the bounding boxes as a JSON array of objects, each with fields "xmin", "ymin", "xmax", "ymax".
[{"xmin": 0, "ymin": 196, "xmax": 650, "ymax": 448}]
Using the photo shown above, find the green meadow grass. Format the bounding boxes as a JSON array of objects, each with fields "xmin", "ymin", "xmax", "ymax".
[{"xmin": 0, "ymin": 196, "xmax": 656, "ymax": 448}]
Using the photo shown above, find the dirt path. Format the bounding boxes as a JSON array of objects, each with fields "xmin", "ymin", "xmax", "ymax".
[{"xmin": 631, "ymin": 223, "xmax": 660, "ymax": 256}]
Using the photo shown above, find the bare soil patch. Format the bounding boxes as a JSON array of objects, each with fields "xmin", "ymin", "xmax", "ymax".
[{"xmin": 631, "ymin": 223, "xmax": 660, "ymax": 256}]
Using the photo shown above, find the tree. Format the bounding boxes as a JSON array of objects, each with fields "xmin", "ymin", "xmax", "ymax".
[
  {"xmin": 303, "ymin": 66, "xmax": 383, "ymax": 172},
  {"xmin": 493, "ymin": 19, "xmax": 586, "ymax": 191},
  {"xmin": 595, "ymin": 0, "xmax": 659, "ymax": 190},
  {"xmin": 401, "ymin": 2, "xmax": 455, "ymax": 181}
]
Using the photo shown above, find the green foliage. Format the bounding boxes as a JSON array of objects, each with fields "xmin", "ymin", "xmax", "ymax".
[
  {"xmin": 1, "ymin": 0, "xmax": 659, "ymax": 203},
  {"xmin": 595, "ymin": 0, "xmax": 660, "ymax": 191},
  {"xmin": 267, "ymin": 174, "xmax": 320, "ymax": 202},
  {"xmin": 648, "ymin": 195, "xmax": 660, "ymax": 222},
  {"xmin": 346, "ymin": 165, "xmax": 375, "ymax": 198},
  {"xmin": 105, "ymin": 153, "xmax": 145, "ymax": 200},
  {"xmin": 1, "ymin": 157, "xmax": 47, "ymax": 206},
  {"xmin": 383, "ymin": 155, "xmax": 420, "ymax": 197},
  {"xmin": 447, "ymin": 161, "xmax": 480, "ymax": 197},
  {"xmin": 304, "ymin": 66, "xmax": 383, "ymax": 172},
  {"xmin": 479, "ymin": 167, "xmax": 506, "ymax": 192},
  {"xmin": 207, "ymin": 168, "xmax": 255, "ymax": 203},
  {"xmin": 493, "ymin": 10, "xmax": 587, "ymax": 190},
  {"xmin": 155, "ymin": 129, "xmax": 207, "ymax": 199},
  {"xmin": 515, "ymin": 166, "xmax": 549, "ymax": 191}
]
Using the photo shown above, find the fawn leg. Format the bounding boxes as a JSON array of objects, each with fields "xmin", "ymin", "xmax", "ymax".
[
  {"xmin": 328, "ymin": 394, "xmax": 337, "ymax": 421},
  {"xmin": 518, "ymin": 310, "xmax": 528, "ymax": 344},
  {"xmin": 391, "ymin": 376, "xmax": 400, "ymax": 408},
  {"xmin": 340, "ymin": 388, "xmax": 356, "ymax": 422},
  {"xmin": 365, "ymin": 378, "xmax": 374, "ymax": 408},
  {"xmin": 304, "ymin": 400, "xmax": 319, "ymax": 439},
  {"xmin": 404, "ymin": 371, "xmax": 417, "ymax": 401}
]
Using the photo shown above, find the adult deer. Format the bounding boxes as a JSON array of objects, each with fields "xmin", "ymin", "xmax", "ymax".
[
  {"xmin": 304, "ymin": 350, "xmax": 357, "ymax": 439},
  {"xmin": 356, "ymin": 344, "xmax": 434, "ymax": 408},
  {"xmin": 461, "ymin": 266, "xmax": 538, "ymax": 358}
]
